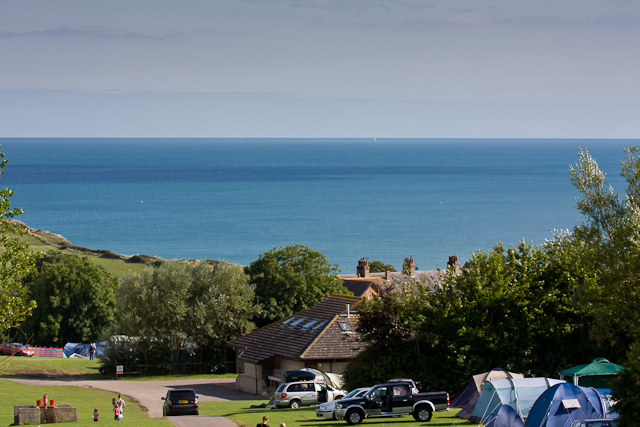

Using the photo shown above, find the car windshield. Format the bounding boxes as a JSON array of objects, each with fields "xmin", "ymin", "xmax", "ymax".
[
  {"xmin": 344, "ymin": 389, "xmax": 365, "ymax": 399},
  {"xmin": 170, "ymin": 390, "xmax": 195, "ymax": 400}
]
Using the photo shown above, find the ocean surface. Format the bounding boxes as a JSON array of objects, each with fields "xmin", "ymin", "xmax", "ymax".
[{"xmin": 0, "ymin": 138, "xmax": 634, "ymax": 273}]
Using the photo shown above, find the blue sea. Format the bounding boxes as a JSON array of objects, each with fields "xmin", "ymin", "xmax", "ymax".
[{"xmin": 0, "ymin": 138, "xmax": 633, "ymax": 273}]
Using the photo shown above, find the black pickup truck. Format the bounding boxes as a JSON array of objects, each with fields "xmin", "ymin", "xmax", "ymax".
[{"xmin": 333, "ymin": 382, "xmax": 449, "ymax": 425}]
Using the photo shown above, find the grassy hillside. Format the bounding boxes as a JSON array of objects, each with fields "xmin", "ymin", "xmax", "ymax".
[{"xmin": 16, "ymin": 222, "xmax": 165, "ymax": 279}]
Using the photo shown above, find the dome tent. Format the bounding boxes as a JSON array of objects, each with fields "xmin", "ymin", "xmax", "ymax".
[
  {"xmin": 524, "ymin": 382, "xmax": 610, "ymax": 427},
  {"xmin": 468, "ymin": 377, "xmax": 565, "ymax": 424},
  {"xmin": 453, "ymin": 368, "xmax": 524, "ymax": 420},
  {"xmin": 559, "ymin": 358, "xmax": 622, "ymax": 390},
  {"xmin": 485, "ymin": 404, "xmax": 525, "ymax": 427}
]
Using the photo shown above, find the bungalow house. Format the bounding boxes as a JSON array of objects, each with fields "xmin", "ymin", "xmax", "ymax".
[{"xmin": 228, "ymin": 294, "xmax": 365, "ymax": 396}]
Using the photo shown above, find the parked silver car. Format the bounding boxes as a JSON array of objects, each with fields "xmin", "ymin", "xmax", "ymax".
[
  {"xmin": 273, "ymin": 381, "xmax": 347, "ymax": 409},
  {"xmin": 316, "ymin": 387, "xmax": 371, "ymax": 420}
]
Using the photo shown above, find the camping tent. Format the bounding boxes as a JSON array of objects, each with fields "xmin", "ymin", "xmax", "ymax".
[
  {"xmin": 467, "ymin": 377, "xmax": 565, "ymax": 424},
  {"xmin": 524, "ymin": 383, "xmax": 609, "ymax": 427},
  {"xmin": 453, "ymin": 367, "xmax": 524, "ymax": 416},
  {"xmin": 485, "ymin": 404, "xmax": 525, "ymax": 427},
  {"xmin": 63, "ymin": 342, "xmax": 89, "ymax": 358},
  {"xmin": 560, "ymin": 358, "xmax": 622, "ymax": 389}
]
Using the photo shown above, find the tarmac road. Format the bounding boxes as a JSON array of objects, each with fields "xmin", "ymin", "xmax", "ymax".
[{"xmin": 8, "ymin": 376, "xmax": 267, "ymax": 427}]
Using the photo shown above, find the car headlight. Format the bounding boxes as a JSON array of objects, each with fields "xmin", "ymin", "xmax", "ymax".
[{"xmin": 334, "ymin": 402, "xmax": 342, "ymax": 410}]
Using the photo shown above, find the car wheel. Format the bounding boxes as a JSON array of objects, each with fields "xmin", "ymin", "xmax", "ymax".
[
  {"xmin": 413, "ymin": 405, "xmax": 432, "ymax": 422},
  {"xmin": 289, "ymin": 399, "xmax": 301, "ymax": 409},
  {"xmin": 163, "ymin": 407, "xmax": 167, "ymax": 417},
  {"xmin": 194, "ymin": 409, "xmax": 199, "ymax": 416},
  {"xmin": 346, "ymin": 409, "xmax": 364, "ymax": 425}
]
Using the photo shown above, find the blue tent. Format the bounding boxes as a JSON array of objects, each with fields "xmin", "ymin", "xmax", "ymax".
[
  {"xmin": 524, "ymin": 383, "xmax": 610, "ymax": 427},
  {"xmin": 63, "ymin": 342, "xmax": 89, "ymax": 358},
  {"xmin": 485, "ymin": 404, "xmax": 525, "ymax": 427},
  {"xmin": 469, "ymin": 377, "xmax": 565, "ymax": 424}
]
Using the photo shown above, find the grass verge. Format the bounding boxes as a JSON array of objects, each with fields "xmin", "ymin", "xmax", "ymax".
[{"xmin": 0, "ymin": 378, "xmax": 171, "ymax": 427}]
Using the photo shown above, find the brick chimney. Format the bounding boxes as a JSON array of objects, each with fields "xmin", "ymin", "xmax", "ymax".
[
  {"xmin": 447, "ymin": 255, "xmax": 460, "ymax": 268},
  {"xmin": 403, "ymin": 257, "xmax": 416, "ymax": 277},
  {"xmin": 357, "ymin": 258, "xmax": 370, "ymax": 278},
  {"xmin": 447, "ymin": 255, "xmax": 461, "ymax": 272}
]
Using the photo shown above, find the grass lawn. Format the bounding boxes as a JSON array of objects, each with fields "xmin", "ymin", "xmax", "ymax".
[
  {"xmin": 0, "ymin": 378, "xmax": 171, "ymax": 427},
  {"xmin": 201, "ymin": 401, "xmax": 473, "ymax": 427},
  {"xmin": 0, "ymin": 356, "xmax": 103, "ymax": 377}
]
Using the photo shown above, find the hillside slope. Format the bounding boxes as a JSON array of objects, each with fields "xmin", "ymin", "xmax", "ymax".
[{"xmin": 16, "ymin": 221, "xmax": 166, "ymax": 279}]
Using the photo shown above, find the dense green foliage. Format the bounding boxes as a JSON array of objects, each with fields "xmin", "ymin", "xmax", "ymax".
[
  {"xmin": 569, "ymin": 146, "xmax": 640, "ymax": 424},
  {"xmin": 345, "ymin": 238, "xmax": 600, "ymax": 393},
  {"xmin": 247, "ymin": 243, "xmax": 349, "ymax": 327},
  {"xmin": 368, "ymin": 260, "xmax": 397, "ymax": 273},
  {"xmin": 0, "ymin": 148, "xmax": 39, "ymax": 336},
  {"xmin": 114, "ymin": 260, "xmax": 257, "ymax": 372},
  {"xmin": 611, "ymin": 343, "xmax": 640, "ymax": 424},
  {"xmin": 20, "ymin": 252, "xmax": 117, "ymax": 345}
]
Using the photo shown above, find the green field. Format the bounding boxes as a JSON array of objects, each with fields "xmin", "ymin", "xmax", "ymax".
[
  {"xmin": 0, "ymin": 357, "xmax": 103, "ymax": 377},
  {"xmin": 201, "ymin": 401, "xmax": 468, "ymax": 427},
  {"xmin": 0, "ymin": 355, "xmax": 471, "ymax": 427},
  {"xmin": 0, "ymin": 378, "xmax": 171, "ymax": 427}
]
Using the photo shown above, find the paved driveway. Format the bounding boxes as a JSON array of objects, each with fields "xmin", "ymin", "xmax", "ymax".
[{"xmin": 8, "ymin": 376, "xmax": 267, "ymax": 427}]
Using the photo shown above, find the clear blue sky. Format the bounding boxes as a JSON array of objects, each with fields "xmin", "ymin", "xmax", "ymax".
[{"xmin": 1, "ymin": 0, "xmax": 639, "ymax": 138}]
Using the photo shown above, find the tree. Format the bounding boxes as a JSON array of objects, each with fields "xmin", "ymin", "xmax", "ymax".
[
  {"xmin": 611, "ymin": 343, "xmax": 640, "ymax": 427},
  {"xmin": 21, "ymin": 253, "xmax": 117, "ymax": 345},
  {"xmin": 117, "ymin": 260, "xmax": 257, "ymax": 369},
  {"xmin": 118, "ymin": 261, "xmax": 192, "ymax": 364},
  {"xmin": 368, "ymin": 260, "xmax": 396, "ymax": 273},
  {"xmin": 346, "ymin": 238, "xmax": 599, "ymax": 393},
  {"xmin": 569, "ymin": 147, "xmax": 640, "ymax": 348},
  {"xmin": 570, "ymin": 145, "xmax": 640, "ymax": 421},
  {"xmin": 187, "ymin": 261, "xmax": 257, "ymax": 369},
  {"xmin": 0, "ymin": 148, "xmax": 39, "ymax": 335},
  {"xmin": 247, "ymin": 244, "xmax": 349, "ymax": 327}
]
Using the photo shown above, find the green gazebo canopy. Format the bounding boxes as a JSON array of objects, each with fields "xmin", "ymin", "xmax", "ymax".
[{"xmin": 560, "ymin": 358, "xmax": 623, "ymax": 388}]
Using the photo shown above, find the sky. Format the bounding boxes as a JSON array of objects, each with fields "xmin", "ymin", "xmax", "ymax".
[{"xmin": 1, "ymin": 0, "xmax": 639, "ymax": 138}]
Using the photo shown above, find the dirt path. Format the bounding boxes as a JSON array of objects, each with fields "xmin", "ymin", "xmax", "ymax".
[{"xmin": 7, "ymin": 376, "xmax": 267, "ymax": 427}]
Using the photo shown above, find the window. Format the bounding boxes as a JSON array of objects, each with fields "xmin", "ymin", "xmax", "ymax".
[
  {"xmin": 282, "ymin": 317, "xmax": 296, "ymax": 325},
  {"xmin": 303, "ymin": 320, "xmax": 317, "ymax": 328},
  {"xmin": 313, "ymin": 321, "xmax": 326, "ymax": 330},
  {"xmin": 291, "ymin": 317, "xmax": 305, "ymax": 326},
  {"xmin": 339, "ymin": 322, "xmax": 351, "ymax": 332}
]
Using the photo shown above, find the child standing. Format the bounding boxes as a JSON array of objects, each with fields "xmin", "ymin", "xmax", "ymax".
[
  {"xmin": 93, "ymin": 408, "xmax": 99, "ymax": 422},
  {"xmin": 114, "ymin": 404, "xmax": 120, "ymax": 421}
]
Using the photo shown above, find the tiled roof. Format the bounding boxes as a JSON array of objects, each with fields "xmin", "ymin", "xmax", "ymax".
[
  {"xmin": 228, "ymin": 294, "xmax": 364, "ymax": 364},
  {"xmin": 302, "ymin": 315, "xmax": 364, "ymax": 360},
  {"xmin": 340, "ymin": 270, "xmax": 446, "ymax": 292},
  {"xmin": 342, "ymin": 278, "xmax": 385, "ymax": 297}
]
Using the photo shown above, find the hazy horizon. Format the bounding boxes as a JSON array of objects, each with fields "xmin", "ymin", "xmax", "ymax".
[{"xmin": 1, "ymin": 0, "xmax": 639, "ymax": 139}]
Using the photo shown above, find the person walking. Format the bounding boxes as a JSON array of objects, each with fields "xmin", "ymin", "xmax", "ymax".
[
  {"xmin": 89, "ymin": 343, "xmax": 96, "ymax": 360},
  {"xmin": 116, "ymin": 394, "xmax": 126, "ymax": 414}
]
